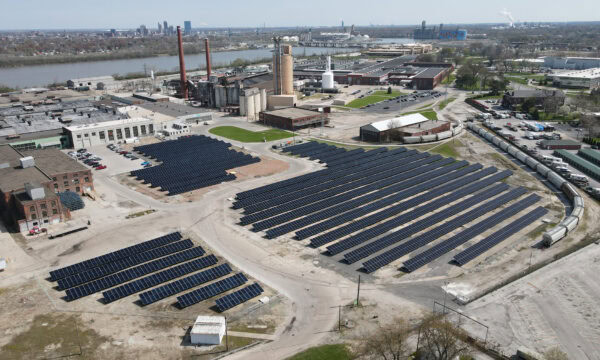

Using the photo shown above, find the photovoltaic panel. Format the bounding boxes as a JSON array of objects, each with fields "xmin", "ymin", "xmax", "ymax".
[
  {"xmin": 64, "ymin": 246, "xmax": 206, "ymax": 301},
  {"xmin": 139, "ymin": 264, "xmax": 235, "ymax": 306},
  {"xmin": 49, "ymin": 232, "xmax": 182, "ymax": 281},
  {"xmin": 102, "ymin": 254, "xmax": 218, "ymax": 303},
  {"xmin": 176, "ymin": 273, "xmax": 248, "ymax": 308},
  {"xmin": 403, "ymin": 193, "xmax": 541, "ymax": 272},
  {"xmin": 453, "ymin": 206, "xmax": 548, "ymax": 265},
  {"xmin": 341, "ymin": 178, "xmax": 511, "ymax": 264},
  {"xmin": 58, "ymin": 239, "xmax": 194, "ymax": 290},
  {"xmin": 361, "ymin": 186, "xmax": 529, "ymax": 273},
  {"xmin": 215, "ymin": 283, "xmax": 264, "ymax": 312}
]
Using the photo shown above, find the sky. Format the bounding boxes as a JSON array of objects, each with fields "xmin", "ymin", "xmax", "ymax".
[{"xmin": 1, "ymin": 0, "xmax": 599, "ymax": 30}]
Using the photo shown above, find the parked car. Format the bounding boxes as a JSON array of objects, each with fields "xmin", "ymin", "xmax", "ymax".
[
  {"xmin": 77, "ymin": 148, "xmax": 87, "ymax": 153},
  {"xmin": 141, "ymin": 161, "xmax": 151, "ymax": 166},
  {"xmin": 143, "ymin": 164, "xmax": 152, "ymax": 168},
  {"xmin": 129, "ymin": 155, "xmax": 139, "ymax": 160},
  {"xmin": 95, "ymin": 165, "xmax": 107, "ymax": 170},
  {"xmin": 119, "ymin": 150, "xmax": 129, "ymax": 155}
]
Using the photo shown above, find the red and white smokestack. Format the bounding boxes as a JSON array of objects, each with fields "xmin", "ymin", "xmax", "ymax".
[
  {"xmin": 176, "ymin": 26, "xmax": 188, "ymax": 99},
  {"xmin": 204, "ymin": 38, "xmax": 212, "ymax": 80}
]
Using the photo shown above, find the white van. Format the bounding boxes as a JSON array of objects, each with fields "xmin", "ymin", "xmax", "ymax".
[
  {"xmin": 570, "ymin": 174, "xmax": 588, "ymax": 183},
  {"xmin": 542, "ymin": 155, "xmax": 562, "ymax": 164}
]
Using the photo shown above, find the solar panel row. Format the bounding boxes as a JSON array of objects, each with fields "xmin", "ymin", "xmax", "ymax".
[
  {"xmin": 241, "ymin": 151, "xmax": 428, "ymax": 215},
  {"xmin": 215, "ymin": 283, "xmax": 264, "ymax": 312},
  {"xmin": 176, "ymin": 273, "xmax": 249, "ymax": 308},
  {"xmin": 235, "ymin": 149, "xmax": 419, "ymax": 209},
  {"xmin": 453, "ymin": 206, "xmax": 548, "ymax": 265},
  {"xmin": 261, "ymin": 162, "xmax": 478, "ymax": 238},
  {"xmin": 403, "ymin": 193, "xmax": 541, "ymax": 272},
  {"xmin": 361, "ymin": 186, "xmax": 529, "ymax": 273},
  {"xmin": 139, "ymin": 264, "xmax": 234, "ymax": 306},
  {"xmin": 101, "ymin": 254, "xmax": 218, "ymax": 303},
  {"xmin": 49, "ymin": 232, "xmax": 182, "ymax": 281},
  {"xmin": 58, "ymin": 239, "xmax": 194, "ymax": 290},
  {"xmin": 340, "ymin": 174, "xmax": 512, "ymax": 263},
  {"xmin": 240, "ymin": 154, "xmax": 440, "ymax": 224},
  {"xmin": 64, "ymin": 245, "xmax": 206, "ymax": 301},
  {"xmin": 322, "ymin": 167, "xmax": 505, "ymax": 254}
]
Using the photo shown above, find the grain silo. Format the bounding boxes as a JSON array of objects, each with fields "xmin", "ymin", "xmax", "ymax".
[
  {"xmin": 322, "ymin": 56, "xmax": 335, "ymax": 89},
  {"xmin": 281, "ymin": 45, "xmax": 294, "ymax": 95}
]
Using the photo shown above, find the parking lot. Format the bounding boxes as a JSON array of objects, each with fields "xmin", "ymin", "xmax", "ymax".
[
  {"xmin": 65, "ymin": 143, "xmax": 154, "ymax": 177},
  {"xmin": 479, "ymin": 115, "xmax": 600, "ymax": 192},
  {"xmin": 357, "ymin": 89, "xmax": 444, "ymax": 114}
]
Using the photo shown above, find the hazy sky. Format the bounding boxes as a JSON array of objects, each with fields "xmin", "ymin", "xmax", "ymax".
[{"xmin": 1, "ymin": 0, "xmax": 599, "ymax": 30}]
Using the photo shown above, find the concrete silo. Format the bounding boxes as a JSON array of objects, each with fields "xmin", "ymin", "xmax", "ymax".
[
  {"xmin": 322, "ymin": 56, "xmax": 335, "ymax": 89},
  {"xmin": 281, "ymin": 45, "xmax": 294, "ymax": 95}
]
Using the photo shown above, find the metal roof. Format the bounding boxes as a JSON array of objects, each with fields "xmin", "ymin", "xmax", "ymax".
[{"xmin": 361, "ymin": 113, "xmax": 429, "ymax": 132}]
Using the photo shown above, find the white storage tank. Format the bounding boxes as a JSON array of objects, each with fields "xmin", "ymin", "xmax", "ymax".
[
  {"xmin": 190, "ymin": 316, "xmax": 226, "ymax": 345},
  {"xmin": 322, "ymin": 56, "xmax": 335, "ymax": 90}
]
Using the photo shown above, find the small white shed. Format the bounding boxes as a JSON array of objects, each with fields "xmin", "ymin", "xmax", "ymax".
[{"xmin": 190, "ymin": 315, "xmax": 226, "ymax": 345}]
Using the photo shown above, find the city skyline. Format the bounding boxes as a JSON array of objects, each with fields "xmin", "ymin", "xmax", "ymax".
[{"xmin": 1, "ymin": 0, "xmax": 599, "ymax": 30}]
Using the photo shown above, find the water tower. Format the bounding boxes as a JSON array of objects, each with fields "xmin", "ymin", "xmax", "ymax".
[{"xmin": 321, "ymin": 56, "xmax": 334, "ymax": 90}]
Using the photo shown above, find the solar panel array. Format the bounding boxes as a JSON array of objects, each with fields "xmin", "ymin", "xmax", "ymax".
[
  {"xmin": 130, "ymin": 135, "xmax": 260, "ymax": 195},
  {"xmin": 49, "ymin": 232, "xmax": 263, "ymax": 311},
  {"xmin": 49, "ymin": 232, "xmax": 182, "ymax": 281},
  {"xmin": 235, "ymin": 142, "xmax": 547, "ymax": 274},
  {"xmin": 177, "ymin": 273, "xmax": 249, "ymax": 308},
  {"xmin": 215, "ymin": 283, "xmax": 264, "ymax": 312},
  {"xmin": 453, "ymin": 206, "xmax": 548, "ymax": 265},
  {"xmin": 403, "ymin": 194, "xmax": 541, "ymax": 272}
]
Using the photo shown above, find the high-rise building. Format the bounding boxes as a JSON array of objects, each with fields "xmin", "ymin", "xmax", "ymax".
[
  {"xmin": 163, "ymin": 21, "xmax": 168, "ymax": 35},
  {"xmin": 184, "ymin": 21, "xmax": 192, "ymax": 35},
  {"xmin": 158, "ymin": 22, "xmax": 162, "ymax": 34}
]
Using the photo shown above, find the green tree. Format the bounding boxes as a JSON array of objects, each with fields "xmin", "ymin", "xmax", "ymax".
[
  {"xmin": 418, "ymin": 315, "xmax": 471, "ymax": 360},
  {"xmin": 355, "ymin": 318, "xmax": 411, "ymax": 360},
  {"xmin": 544, "ymin": 347, "xmax": 568, "ymax": 360},
  {"xmin": 488, "ymin": 78, "xmax": 509, "ymax": 95},
  {"xmin": 521, "ymin": 98, "xmax": 537, "ymax": 114}
]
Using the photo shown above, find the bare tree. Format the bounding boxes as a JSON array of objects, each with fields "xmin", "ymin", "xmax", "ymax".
[
  {"xmin": 418, "ymin": 315, "xmax": 471, "ymax": 360},
  {"xmin": 544, "ymin": 347, "xmax": 569, "ymax": 360},
  {"xmin": 355, "ymin": 319, "xmax": 411, "ymax": 360}
]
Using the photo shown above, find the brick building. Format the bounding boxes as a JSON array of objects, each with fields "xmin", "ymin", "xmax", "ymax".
[
  {"xmin": 259, "ymin": 108, "xmax": 328, "ymax": 130},
  {"xmin": 0, "ymin": 145, "xmax": 93, "ymax": 232}
]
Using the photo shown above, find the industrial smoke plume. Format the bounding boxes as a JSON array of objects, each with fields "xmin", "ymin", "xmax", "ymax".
[{"xmin": 500, "ymin": 8, "xmax": 515, "ymax": 27}]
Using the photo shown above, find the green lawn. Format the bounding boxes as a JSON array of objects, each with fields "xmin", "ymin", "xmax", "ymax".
[
  {"xmin": 345, "ymin": 90, "xmax": 405, "ymax": 108},
  {"xmin": 429, "ymin": 141, "xmax": 460, "ymax": 158},
  {"xmin": 209, "ymin": 126, "xmax": 293, "ymax": 142},
  {"xmin": 401, "ymin": 110, "xmax": 438, "ymax": 120},
  {"xmin": 286, "ymin": 344, "xmax": 353, "ymax": 360},
  {"xmin": 437, "ymin": 97, "xmax": 457, "ymax": 110}
]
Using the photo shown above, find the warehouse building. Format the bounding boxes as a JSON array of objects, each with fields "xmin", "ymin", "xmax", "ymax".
[
  {"xmin": 359, "ymin": 113, "xmax": 450, "ymax": 142},
  {"xmin": 67, "ymin": 76, "xmax": 118, "ymax": 91},
  {"xmin": 501, "ymin": 89, "xmax": 566, "ymax": 111},
  {"xmin": 543, "ymin": 56, "xmax": 600, "ymax": 70},
  {"xmin": 540, "ymin": 139, "xmax": 581, "ymax": 150},
  {"xmin": 548, "ymin": 68, "xmax": 600, "ymax": 89},
  {"xmin": 259, "ymin": 107, "xmax": 328, "ymax": 130},
  {"xmin": 190, "ymin": 316, "xmax": 226, "ymax": 345},
  {"xmin": 65, "ymin": 117, "xmax": 155, "ymax": 148},
  {"xmin": 0, "ymin": 145, "xmax": 92, "ymax": 232},
  {"xmin": 410, "ymin": 67, "xmax": 452, "ymax": 90}
]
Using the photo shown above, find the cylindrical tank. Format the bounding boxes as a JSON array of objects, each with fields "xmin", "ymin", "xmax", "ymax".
[
  {"xmin": 239, "ymin": 95, "xmax": 247, "ymax": 116},
  {"xmin": 281, "ymin": 45, "xmax": 294, "ymax": 95},
  {"xmin": 322, "ymin": 56, "xmax": 335, "ymax": 89},
  {"xmin": 253, "ymin": 92, "xmax": 261, "ymax": 120},
  {"xmin": 246, "ymin": 95, "xmax": 255, "ymax": 121},
  {"xmin": 260, "ymin": 89, "xmax": 267, "ymax": 111}
]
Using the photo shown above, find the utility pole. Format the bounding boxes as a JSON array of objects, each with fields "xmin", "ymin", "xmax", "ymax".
[
  {"xmin": 338, "ymin": 305, "xmax": 341, "ymax": 332},
  {"xmin": 356, "ymin": 275, "xmax": 361, "ymax": 306},
  {"xmin": 225, "ymin": 316, "xmax": 229, "ymax": 351},
  {"xmin": 443, "ymin": 281, "xmax": 449, "ymax": 314}
]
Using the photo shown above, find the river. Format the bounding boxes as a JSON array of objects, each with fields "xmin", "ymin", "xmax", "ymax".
[{"xmin": 0, "ymin": 38, "xmax": 412, "ymax": 88}]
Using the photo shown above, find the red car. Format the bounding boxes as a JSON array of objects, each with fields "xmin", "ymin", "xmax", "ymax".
[
  {"xmin": 95, "ymin": 165, "xmax": 107, "ymax": 170},
  {"xmin": 119, "ymin": 150, "xmax": 129, "ymax": 155}
]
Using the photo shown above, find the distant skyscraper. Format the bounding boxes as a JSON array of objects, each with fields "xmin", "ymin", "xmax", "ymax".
[
  {"xmin": 163, "ymin": 21, "xmax": 168, "ymax": 35},
  {"xmin": 158, "ymin": 22, "xmax": 162, "ymax": 34},
  {"xmin": 184, "ymin": 21, "xmax": 192, "ymax": 35}
]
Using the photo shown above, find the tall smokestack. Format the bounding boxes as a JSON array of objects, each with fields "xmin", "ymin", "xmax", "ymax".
[
  {"xmin": 204, "ymin": 38, "xmax": 211, "ymax": 80},
  {"xmin": 176, "ymin": 26, "xmax": 188, "ymax": 99}
]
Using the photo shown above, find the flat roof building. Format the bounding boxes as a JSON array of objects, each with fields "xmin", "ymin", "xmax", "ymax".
[
  {"xmin": 540, "ymin": 139, "xmax": 581, "ymax": 150},
  {"xmin": 548, "ymin": 68, "xmax": 600, "ymax": 89},
  {"xmin": 190, "ymin": 316, "xmax": 225, "ymax": 345},
  {"xmin": 259, "ymin": 107, "xmax": 328, "ymax": 130},
  {"xmin": 65, "ymin": 117, "xmax": 155, "ymax": 148}
]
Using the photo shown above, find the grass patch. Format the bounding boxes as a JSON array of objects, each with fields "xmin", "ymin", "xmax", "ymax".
[
  {"xmin": 416, "ymin": 103, "xmax": 434, "ymax": 110},
  {"xmin": 287, "ymin": 344, "xmax": 353, "ymax": 360},
  {"xmin": 401, "ymin": 110, "xmax": 438, "ymax": 120},
  {"xmin": 438, "ymin": 97, "xmax": 457, "ymax": 110},
  {"xmin": 486, "ymin": 152, "xmax": 519, "ymax": 170},
  {"xmin": 228, "ymin": 322, "xmax": 276, "ymax": 334},
  {"xmin": 429, "ymin": 141, "xmax": 461, "ymax": 158},
  {"xmin": 209, "ymin": 126, "xmax": 293, "ymax": 142},
  {"xmin": 345, "ymin": 90, "xmax": 405, "ymax": 108},
  {"xmin": 527, "ymin": 223, "xmax": 556, "ymax": 240},
  {"xmin": 0, "ymin": 314, "xmax": 109, "ymax": 359}
]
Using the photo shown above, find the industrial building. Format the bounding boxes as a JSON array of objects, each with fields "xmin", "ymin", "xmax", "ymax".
[
  {"xmin": 359, "ymin": 113, "xmax": 450, "ymax": 142},
  {"xmin": 540, "ymin": 139, "xmax": 582, "ymax": 150},
  {"xmin": 543, "ymin": 56, "xmax": 600, "ymax": 70},
  {"xmin": 0, "ymin": 145, "xmax": 93, "ymax": 232},
  {"xmin": 501, "ymin": 89, "xmax": 566, "ymax": 111},
  {"xmin": 65, "ymin": 117, "xmax": 155, "ymax": 148},
  {"xmin": 259, "ymin": 107, "xmax": 328, "ymax": 130},
  {"xmin": 548, "ymin": 68, "xmax": 600, "ymax": 89},
  {"xmin": 67, "ymin": 76, "xmax": 118, "ymax": 91},
  {"xmin": 409, "ymin": 67, "xmax": 452, "ymax": 90},
  {"xmin": 413, "ymin": 21, "xmax": 467, "ymax": 41},
  {"xmin": 190, "ymin": 316, "xmax": 226, "ymax": 345},
  {"xmin": 365, "ymin": 44, "xmax": 433, "ymax": 57}
]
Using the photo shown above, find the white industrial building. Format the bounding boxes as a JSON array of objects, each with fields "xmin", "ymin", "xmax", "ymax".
[
  {"xmin": 239, "ymin": 87, "xmax": 267, "ymax": 121},
  {"xmin": 190, "ymin": 316, "xmax": 226, "ymax": 345},
  {"xmin": 543, "ymin": 56, "xmax": 600, "ymax": 70},
  {"xmin": 548, "ymin": 68, "xmax": 600, "ymax": 89},
  {"xmin": 67, "ymin": 76, "xmax": 118, "ymax": 91},
  {"xmin": 65, "ymin": 117, "xmax": 154, "ymax": 148}
]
